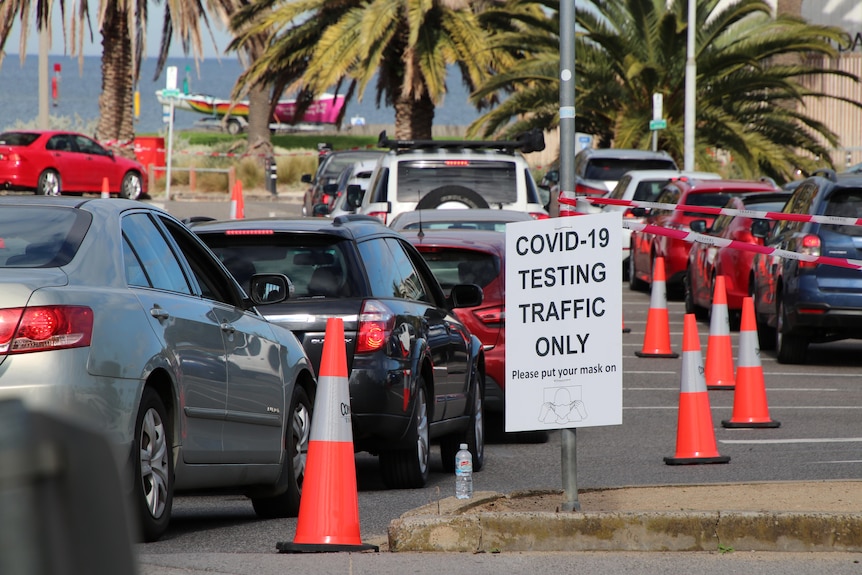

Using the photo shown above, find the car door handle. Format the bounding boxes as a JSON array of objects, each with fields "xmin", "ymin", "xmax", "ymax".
[
  {"xmin": 150, "ymin": 306, "xmax": 169, "ymax": 320},
  {"xmin": 220, "ymin": 322, "xmax": 236, "ymax": 335}
]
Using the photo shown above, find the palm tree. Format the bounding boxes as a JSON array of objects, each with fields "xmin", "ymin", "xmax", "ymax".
[
  {"xmin": 469, "ymin": 0, "xmax": 858, "ymax": 182},
  {"xmin": 230, "ymin": 0, "xmax": 500, "ymax": 140}
]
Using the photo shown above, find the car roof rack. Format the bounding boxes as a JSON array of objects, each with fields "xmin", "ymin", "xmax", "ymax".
[{"xmin": 377, "ymin": 128, "xmax": 545, "ymax": 155}]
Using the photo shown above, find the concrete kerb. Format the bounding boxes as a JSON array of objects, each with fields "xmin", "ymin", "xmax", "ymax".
[{"xmin": 387, "ymin": 488, "xmax": 862, "ymax": 553}]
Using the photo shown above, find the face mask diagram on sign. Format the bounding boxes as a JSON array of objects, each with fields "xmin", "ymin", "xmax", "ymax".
[{"xmin": 505, "ymin": 214, "xmax": 623, "ymax": 433}]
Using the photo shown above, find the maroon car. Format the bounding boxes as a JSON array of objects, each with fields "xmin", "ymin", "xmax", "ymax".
[
  {"xmin": 0, "ymin": 130, "xmax": 147, "ymax": 199},
  {"xmin": 684, "ymin": 191, "xmax": 791, "ymax": 325},
  {"xmin": 399, "ymin": 229, "xmax": 508, "ymax": 416},
  {"xmin": 628, "ymin": 178, "xmax": 780, "ymax": 295}
]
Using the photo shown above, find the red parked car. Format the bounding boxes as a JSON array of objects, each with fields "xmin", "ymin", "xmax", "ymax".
[
  {"xmin": 628, "ymin": 178, "xmax": 780, "ymax": 295},
  {"xmin": 399, "ymin": 229, "xmax": 508, "ymax": 416},
  {"xmin": 684, "ymin": 191, "xmax": 791, "ymax": 325},
  {"xmin": 0, "ymin": 130, "xmax": 147, "ymax": 199}
]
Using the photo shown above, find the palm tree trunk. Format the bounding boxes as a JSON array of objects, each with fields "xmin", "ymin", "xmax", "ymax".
[
  {"xmin": 96, "ymin": 6, "xmax": 136, "ymax": 158},
  {"xmin": 246, "ymin": 84, "xmax": 272, "ymax": 166},
  {"xmin": 394, "ymin": 91, "xmax": 435, "ymax": 140}
]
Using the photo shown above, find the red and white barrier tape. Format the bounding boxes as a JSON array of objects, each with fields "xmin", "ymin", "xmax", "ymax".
[
  {"xmin": 623, "ymin": 220, "xmax": 862, "ymax": 271},
  {"xmin": 559, "ymin": 195, "xmax": 862, "ymax": 228}
]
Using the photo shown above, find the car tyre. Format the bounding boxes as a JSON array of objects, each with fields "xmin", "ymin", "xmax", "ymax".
[
  {"xmin": 440, "ymin": 375, "xmax": 485, "ymax": 473},
  {"xmin": 134, "ymin": 387, "xmax": 173, "ymax": 543},
  {"xmin": 683, "ymin": 274, "xmax": 708, "ymax": 320},
  {"xmin": 37, "ymin": 169, "xmax": 61, "ymax": 196},
  {"xmin": 415, "ymin": 186, "xmax": 490, "ymax": 210},
  {"xmin": 379, "ymin": 381, "xmax": 430, "ymax": 489},
  {"xmin": 251, "ymin": 385, "xmax": 312, "ymax": 518},
  {"xmin": 628, "ymin": 245, "xmax": 647, "ymax": 291},
  {"xmin": 226, "ymin": 119, "xmax": 243, "ymax": 135},
  {"xmin": 120, "ymin": 172, "xmax": 143, "ymax": 200},
  {"xmin": 776, "ymin": 300, "xmax": 807, "ymax": 364}
]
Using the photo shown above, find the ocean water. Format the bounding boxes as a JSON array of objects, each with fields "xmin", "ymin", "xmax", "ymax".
[{"xmin": 0, "ymin": 54, "xmax": 482, "ymax": 135}]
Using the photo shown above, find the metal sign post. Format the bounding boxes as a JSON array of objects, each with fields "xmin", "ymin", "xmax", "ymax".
[{"xmin": 164, "ymin": 66, "xmax": 178, "ymax": 201}]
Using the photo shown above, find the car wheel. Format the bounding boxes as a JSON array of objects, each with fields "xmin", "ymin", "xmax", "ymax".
[
  {"xmin": 379, "ymin": 381, "xmax": 430, "ymax": 489},
  {"xmin": 226, "ymin": 119, "xmax": 243, "ymax": 135},
  {"xmin": 37, "ymin": 170, "xmax": 61, "ymax": 196},
  {"xmin": 415, "ymin": 186, "xmax": 490, "ymax": 210},
  {"xmin": 628, "ymin": 245, "xmax": 647, "ymax": 291},
  {"xmin": 251, "ymin": 385, "xmax": 312, "ymax": 518},
  {"xmin": 776, "ymin": 299, "xmax": 807, "ymax": 364},
  {"xmin": 120, "ymin": 172, "xmax": 143, "ymax": 200},
  {"xmin": 440, "ymin": 375, "xmax": 485, "ymax": 473},
  {"xmin": 134, "ymin": 387, "xmax": 173, "ymax": 542}
]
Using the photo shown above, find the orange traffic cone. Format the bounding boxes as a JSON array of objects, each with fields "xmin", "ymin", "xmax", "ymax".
[
  {"xmin": 277, "ymin": 317, "xmax": 378, "ymax": 553},
  {"xmin": 722, "ymin": 297, "xmax": 780, "ymax": 429},
  {"xmin": 664, "ymin": 314, "xmax": 730, "ymax": 465},
  {"xmin": 705, "ymin": 276, "xmax": 735, "ymax": 390},
  {"xmin": 229, "ymin": 180, "xmax": 245, "ymax": 219},
  {"xmin": 635, "ymin": 257, "xmax": 678, "ymax": 358},
  {"xmin": 101, "ymin": 177, "xmax": 110, "ymax": 199}
]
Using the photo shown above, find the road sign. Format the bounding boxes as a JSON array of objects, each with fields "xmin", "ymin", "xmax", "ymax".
[{"xmin": 650, "ymin": 119, "xmax": 667, "ymax": 130}]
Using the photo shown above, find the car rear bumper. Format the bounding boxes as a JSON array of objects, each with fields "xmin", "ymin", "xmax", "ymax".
[{"xmin": 348, "ymin": 364, "xmax": 414, "ymax": 451}]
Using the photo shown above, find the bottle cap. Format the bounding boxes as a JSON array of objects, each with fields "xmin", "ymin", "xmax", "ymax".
[{"xmin": 460, "ymin": 443, "xmax": 468, "ymax": 450}]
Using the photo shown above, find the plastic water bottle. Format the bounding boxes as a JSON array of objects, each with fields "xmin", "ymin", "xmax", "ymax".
[{"xmin": 454, "ymin": 443, "xmax": 473, "ymax": 499}]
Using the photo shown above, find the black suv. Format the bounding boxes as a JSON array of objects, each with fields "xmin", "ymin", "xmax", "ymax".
[
  {"xmin": 750, "ymin": 170, "xmax": 862, "ymax": 364},
  {"xmin": 192, "ymin": 215, "xmax": 486, "ymax": 488}
]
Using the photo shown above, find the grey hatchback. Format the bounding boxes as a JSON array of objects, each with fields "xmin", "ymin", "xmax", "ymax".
[
  {"xmin": 0, "ymin": 197, "xmax": 316, "ymax": 542},
  {"xmin": 192, "ymin": 215, "xmax": 487, "ymax": 489}
]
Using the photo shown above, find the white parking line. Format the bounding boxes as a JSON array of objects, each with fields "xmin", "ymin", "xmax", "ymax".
[{"xmin": 720, "ymin": 437, "xmax": 862, "ymax": 444}]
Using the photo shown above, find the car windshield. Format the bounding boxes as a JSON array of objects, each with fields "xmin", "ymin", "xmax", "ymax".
[
  {"xmin": 415, "ymin": 247, "xmax": 499, "ymax": 294},
  {"xmin": 822, "ymin": 188, "xmax": 862, "ymax": 237},
  {"xmin": 585, "ymin": 159, "xmax": 677, "ymax": 181},
  {"xmin": 204, "ymin": 234, "xmax": 363, "ymax": 299},
  {"xmin": 0, "ymin": 132, "xmax": 39, "ymax": 146},
  {"xmin": 0, "ymin": 206, "xmax": 89, "ymax": 267},
  {"xmin": 397, "ymin": 160, "xmax": 517, "ymax": 204},
  {"xmin": 399, "ymin": 220, "xmax": 515, "ymax": 232}
]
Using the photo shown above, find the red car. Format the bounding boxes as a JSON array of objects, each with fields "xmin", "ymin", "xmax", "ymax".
[
  {"xmin": 0, "ymin": 130, "xmax": 147, "ymax": 198},
  {"xmin": 399, "ymin": 229, "xmax": 507, "ymax": 416},
  {"xmin": 684, "ymin": 191, "xmax": 791, "ymax": 324},
  {"xmin": 628, "ymin": 178, "xmax": 780, "ymax": 295}
]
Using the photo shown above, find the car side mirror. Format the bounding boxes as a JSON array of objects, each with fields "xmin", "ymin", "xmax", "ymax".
[
  {"xmin": 346, "ymin": 184, "xmax": 364, "ymax": 208},
  {"xmin": 448, "ymin": 283, "xmax": 484, "ymax": 309},
  {"xmin": 690, "ymin": 219, "xmax": 707, "ymax": 234},
  {"xmin": 248, "ymin": 274, "xmax": 293, "ymax": 305},
  {"xmin": 751, "ymin": 219, "xmax": 771, "ymax": 239},
  {"xmin": 630, "ymin": 207, "xmax": 647, "ymax": 217},
  {"xmin": 312, "ymin": 203, "xmax": 330, "ymax": 217},
  {"xmin": 301, "ymin": 174, "xmax": 313, "ymax": 184}
]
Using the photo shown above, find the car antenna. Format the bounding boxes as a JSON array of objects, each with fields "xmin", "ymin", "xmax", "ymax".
[{"xmin": 417, "ymin": 190, "xmax": 425, "ymax": 240}]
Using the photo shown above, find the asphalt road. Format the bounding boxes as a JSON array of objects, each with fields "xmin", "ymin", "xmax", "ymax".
[{"xmin": 133, "ymin": 197, "xmax": 862, "ymax": 573}]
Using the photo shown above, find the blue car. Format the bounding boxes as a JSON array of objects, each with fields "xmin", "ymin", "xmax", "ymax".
[{"xmin": 751, "ymin": 170, "xmax": 862, "ymax": 363}]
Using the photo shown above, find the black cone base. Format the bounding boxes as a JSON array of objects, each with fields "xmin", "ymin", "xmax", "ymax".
[
  {"xmin": 721, "ymin": 419, "xmax": 780, "ymax": 429},
  {"xmin": 635, "ymin": 351, "xmax": 679, "ymax": 358},
  {"xmin": 277, "ymin": 541, "xmax": 379, "ymax": 554},
  {"xmin": 664, "ymin": 455, "xmax": 730, "ymax": 465}
]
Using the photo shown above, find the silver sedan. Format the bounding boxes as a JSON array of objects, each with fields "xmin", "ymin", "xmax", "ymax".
[{"xmin": 0, "ymin": 196, "xmax": 316, "ymax": 542}]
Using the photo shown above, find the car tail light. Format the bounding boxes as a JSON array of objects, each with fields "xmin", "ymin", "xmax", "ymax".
[
  {"xmin": 225, "ymin": 229, "xmax": 274, "ymax": 236},
  {"xmin": 530, "ymin": 212, "xmax": 549, "ymax": 220},
  {"xmin": 623, "ymin": 208, "xmax": 637, "ymax": 219},
  {"xmin": 367, "ymin": 211, "xmax": 388, "ymax": 225},
  {"xmin": 356, "ymin": 299, "xmax": 395, "ymax": 354},
  {"xmin": 575, "ymin": 182, "xmax": 607, "ymax": 196},
  {"xmin": 0, "ymin": 306, "xmax": 93, "ymax": 354},
  {"xmin": 0, "ymin": 152, "xmax": 22, "ymax": 162},
  {"xmin": 473, "ymin": 305, "xmax": 505, "ymax": 328},
  {"xmin": 799, "ymin": 235, "xmax": 820, "ymax": 269}
]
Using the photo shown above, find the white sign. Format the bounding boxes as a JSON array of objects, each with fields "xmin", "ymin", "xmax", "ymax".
[
  {"xmin": 653, "ymin": 93, "xmax": 663, "ymax": 121},
  {"xmin": 504, "ymin": 213, "xmax": 623, "ymax": 432},
  {"xmin": 166, "ymin": 66, "xmax": 178, "ymax": 91}
]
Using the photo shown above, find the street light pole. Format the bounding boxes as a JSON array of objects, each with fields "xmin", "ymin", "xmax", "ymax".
[{"xmin": 684, "ymin": 0, "xmax": 696, "ymax": 171}]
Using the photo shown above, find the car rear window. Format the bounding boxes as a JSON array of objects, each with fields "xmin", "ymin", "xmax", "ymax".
[
  {"xmin": 0, "ymin": 206, "xmax": 89, "ymax": 267},
  {"xmin": 414, "ymin": 247, "xmax": 500, "ymax": 293},
  {"xmin": 822, "ymin": 188, "xmax": 862, "ymax": 237},
  {"xmin": 584, "ymin": 159, "xmax": 677, "ymax": 181},
  {"xmin": 632, "ymin": 179, "xmax": 669, "ymax": 202},
  {"xmin": 0, "ymin": 132, "xmax": 39, "ymax": 146},
  {"xmin": 396, "ymin": 160, "xmax": 518, "ymax": 204},
  {"xmin": 202, "ymin": 234, "xmax": 363, "ymax": 299}
]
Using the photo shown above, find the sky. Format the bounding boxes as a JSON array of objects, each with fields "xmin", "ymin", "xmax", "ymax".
[{"xmin": 5, "ymin": 3, "xmax": 231, "ymax": 59}]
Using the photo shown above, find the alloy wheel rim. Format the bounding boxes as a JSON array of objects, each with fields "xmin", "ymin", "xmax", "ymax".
[
  {"xmin": 291, "ymin": 400, "xmax": 312, "ymax": 487},
  {"xmin": 416, "ymin": 389, "xmax": 429, "ymax": 474},
  {"xmin": 140, "ymin": 407, "xmax": 170, "ymax": 518}
]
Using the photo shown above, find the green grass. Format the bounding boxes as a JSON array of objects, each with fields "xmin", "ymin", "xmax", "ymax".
[{"xmin": 181, "ymin": 131, "xmax": 380, "ymax": 151}]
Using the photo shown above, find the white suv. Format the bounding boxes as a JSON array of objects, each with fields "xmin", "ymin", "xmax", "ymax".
[{"xmin": 353, "ymin": 131, "xmax": 549, "ymax": 224}]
